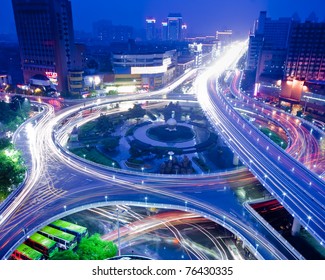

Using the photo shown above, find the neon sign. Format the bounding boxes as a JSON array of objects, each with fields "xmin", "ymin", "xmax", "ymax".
[
  {"xmin": 45, "ymin": 72, "xmax": 58, "ymax": 79},
  {"xmin": 45, "ymin": 72, "xmax": 58, "ymax": 85}
]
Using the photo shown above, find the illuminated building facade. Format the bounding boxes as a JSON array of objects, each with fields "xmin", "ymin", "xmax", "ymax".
[
  {"xmin": 246, "ymin": 11, "xmax": 291, "ymax": 77},
  {"xmin": 285, "ymin": 21, "xmax": 325, "ymax": 82},
  {"xmin": 146, "ymin": 18, "xmax": 156, "ymax": 41},
  {"xmin": 161, "ymin": 21, "xmax": 168, "ymax": 41},
  {"xmin": 12, "ymin": 0, "xmax": 76, "ymax": 93},
  {"xmin": 280, "ymin": 21, "xmax": 325, "ymax": 104},
  {"xmin": 181, "ymin": 24, "xmax": 188, "ymax": 40},
  {"xmin": 167, "ymin": 13, "xmax": 183, "ymax": 41},
  {"xmin": 112, "ymin": 49, "xmax": 176, "ymax": 90}
]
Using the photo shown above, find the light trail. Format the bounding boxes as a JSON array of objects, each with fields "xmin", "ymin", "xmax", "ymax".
[{"xmin": 196, "ymin": 40, "xmax": 325, "ymax": 246}]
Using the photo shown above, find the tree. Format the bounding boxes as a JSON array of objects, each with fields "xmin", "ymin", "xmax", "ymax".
[
  {"xmin": 128, "ymin": 104, "xmax": 146, "ymax": 119},
  {"xmin": 50, "ymin": 249, "xmax": 79, "ymax": 260},
  {"xmin": 162, "ymin": 102, "xmax": 182, "ymax": 121},
  {"xmin": 77, "ymin": 234, "xmax": 117, "ymax": 260},
  {"xmin": 101, "ymin": 137, "xmax": 120, "ymax": 152},
  {"xmin": 0, "ymin": 150, "xmax": 26, "ymax": 195},
  {"xmin": 96, "ymin": 115, "xmax": 114, "ymax": 134},
  {"xmin": 0, "ymin": 138, "xmax": 11, "ymax": 150}
]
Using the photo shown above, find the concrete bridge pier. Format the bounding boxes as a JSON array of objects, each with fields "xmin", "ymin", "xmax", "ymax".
[{"xmin": 291, "ymin": 217, "xmax": 301, "ymax": 236}]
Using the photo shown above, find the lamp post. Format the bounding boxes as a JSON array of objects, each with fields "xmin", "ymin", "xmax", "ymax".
[
  {"xmin": 306, "ymin": 216, "xmax": 312, "ymax": 229},
  {"xmin": 255, "ymin": 243, "xmax": 259, "ymax": 255},
  {"xmin": 303, "ymin": 96, "xmax": 308, "ymax": 114},
  {"xmin": 116, "ymin": 208, "xmax": 126, "ymax": 256},
  {"xmin": 282, "ymin": 192, "xmax": 286, "ymax": 204}
]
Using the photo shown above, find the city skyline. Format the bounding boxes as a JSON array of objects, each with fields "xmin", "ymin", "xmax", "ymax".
[{"xmin": 1, "ymin": 0, "xmax": 325, "ymax": 38}]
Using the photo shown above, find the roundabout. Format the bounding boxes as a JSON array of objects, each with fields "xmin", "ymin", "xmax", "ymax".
[{"xmin": 2, "ymin": 44, "xmax": 320, "ymax": 260}]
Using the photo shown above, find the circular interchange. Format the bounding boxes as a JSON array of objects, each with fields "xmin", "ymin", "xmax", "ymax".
[{"xmin": 146, "ymin": 124, "xmax": 195, "ymax": 143}]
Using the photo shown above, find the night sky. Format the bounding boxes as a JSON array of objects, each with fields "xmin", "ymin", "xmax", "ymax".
[{"xmin": 1, "ymin": 0, "xmax": 325, "ymax": 38}]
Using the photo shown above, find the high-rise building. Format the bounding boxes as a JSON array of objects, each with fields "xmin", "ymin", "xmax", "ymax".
[
  {"xmin": 246, "ymin": 11, "xmax": 292, "ymax": 83},
  {"xmin": 12, "ymin": 0, "xmax": 76, "ymax": 93},
  {"xmin": 167, "ymin": 13, "xmax": 182, "ymax": 41},
  {"xmin": 285, "ymin": 21, "xmax": 325, "ymax": 82},
  {"xmin": 93, "ymin": 20, "xmax": 112, "ymax": 43},
  {"xmin": 281, "ymin": 21, "xmax": 325, "ymax": 101},
  {"xmin": 146, "ymin": 18, "xmax": 156, "ymax": 41},
  {"xmin": 246, "ymin": 34, "xmax": 264, "ymax": 71},
  {"xmin": 93, "ymin": 20, "xmax": 133, "ymax": 44},
  {"xmin": 181, "ymin": 24, "xmax": 188, "ymax": 40},
  {"xmin": 161, "ymin": 21, "xmax": 168, "ymax": 41},
  {"xmin": 216, "ymin": 30, "xmax": 232, "ymax": 48}
]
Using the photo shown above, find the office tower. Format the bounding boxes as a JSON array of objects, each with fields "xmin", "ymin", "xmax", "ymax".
[
  {"xmin": 161, "ymin": 21, "xmax": 168, "ymax": 41},
  {"xmin": 285, "ymin": 21, "xmax": 325, "ymax": 82},
  {"xmin": 12, "ymin": 0, "xmax": 76, "ymax": 93},
  {"xmin": 93, "ymin": 20, "xmax": 112, "ymax": 43},
  {"xmin": 281, "ymin": 21, "xmax": 325, "ymax": 101},
  {"xmin": 246, "ymin": 11, "xmax": 292, "ymax": 82},
  {"xmin": 167, "ymin": 13, "xmax": 182, "ymax": 41},
  {"xmin": 93, "ymin": 20, "xmax": 133, "ymax": 44},
  {"xmin": 146, "ymin": 17, "xmax": 156, "ymax": 41},
  {"xmin": 181, "ymin": 24, "xmax": 188, "ymax": 40},
  {"xmin": 216, "ymin": 30, "xmax": 232, "ymax": 48}
]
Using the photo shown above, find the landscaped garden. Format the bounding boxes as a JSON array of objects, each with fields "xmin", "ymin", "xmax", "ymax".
[{"xmin": 67, "ymin": 102, "xmax": 238, "ymax": 174}]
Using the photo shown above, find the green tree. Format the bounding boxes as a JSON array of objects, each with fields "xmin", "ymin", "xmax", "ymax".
[
  {"xmin": 77, "ymin": 234, "xmax": 117, "ymax": 260},
  {"xmin": 0, "ymin": 99, "xmax": 30, "ymax": 132},
  {"xmin": 96, "ymin": 115, "xmax": 114, "ymax": 134},
  {"xmin": 128, "ymin": 104, "xmax": 146, "ymax": 119},
  {"xmin": 0, "ymin": 150, "xmax": 26, "ymax": 195},
  {"xmin": 50, "ymin": 249, "xmax": 79, "ymax": 260},
  {"xmin": 101, "ymin": 137, "xmax": 120, "ymax": 152},
  {"xmin": 162, "ymin": 102, "xmax": 182, "ymax": 121},
  {"xmin": 0, "ymin": 138, "xmax": 11, "ymax": 150}
]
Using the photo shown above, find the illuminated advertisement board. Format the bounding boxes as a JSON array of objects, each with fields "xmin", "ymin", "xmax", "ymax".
[{"xmin": 45, "ymin": 71, "xmax": 58, "ymax": 85}]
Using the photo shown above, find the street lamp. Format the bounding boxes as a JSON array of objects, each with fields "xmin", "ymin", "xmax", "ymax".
[
  {"xmin": 255, "ymin": 243, "xmax": 259, "ymax": 255},
  {"xmin": 116, "ymin": 208, "xmax": 127, "ymax": 256},
  {"xmin": 249, "ymin": 159, "xmax": 253, "ymax": 170},
  {"xmin": 306, "ymin": 216, "xmax": 312, "ymax": 229},
  {"xmin": 105, "ymin": 195, "xmax": 108, "ymax": 202},
  {"xmin": 282, "ymin": 192, "xmax": 286, "ymax": 204},
  {"xmin": 64, "ymin": 205, "xmax": 67, "ymax": 212},
  {"xmin": 141, "ymin": 167, "xmax": 144, "ymax": 173},
  {"xmin": 145, "ymin": 196, "xmax": 148, "ymax": 206}
]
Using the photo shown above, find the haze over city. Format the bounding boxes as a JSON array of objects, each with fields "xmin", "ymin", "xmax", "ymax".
[{"xmin": 1, "ymin": 0, "xmax": 325, "ymax": 37}]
